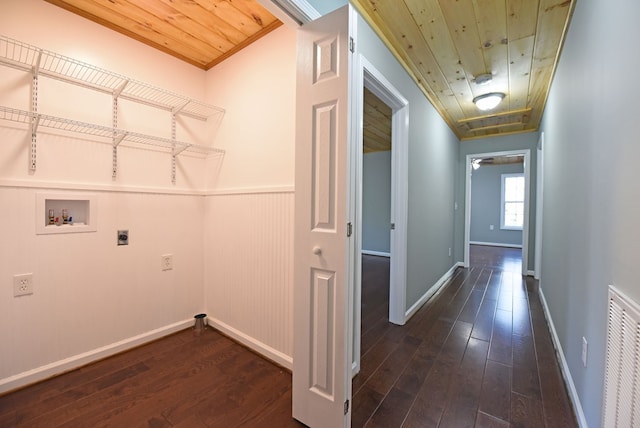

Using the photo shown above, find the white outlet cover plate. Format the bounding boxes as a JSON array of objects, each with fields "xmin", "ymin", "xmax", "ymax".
[
  {"xmin": 161, "ymin": 254, "xmax": 173, "ymax": 271},
  {"xmin": 13, "ymin": 273, "xmax": 33, "ymax": 296}
]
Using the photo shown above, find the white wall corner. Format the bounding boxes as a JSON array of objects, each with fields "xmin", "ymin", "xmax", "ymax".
[
  {"xmin": 538, "ymin": 287, "xmax": 589, "ymax": 428},
  {"xmin": 0, "ymin": 319, "xmax": 193, "ymax": 394},
  {"xmin": 207, "ymin": 317, "xmax": 293, "ymax": 371}
]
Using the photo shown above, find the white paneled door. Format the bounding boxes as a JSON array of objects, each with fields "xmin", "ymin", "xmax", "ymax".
[{"xmin": 292, "ymin": 6, "xmax": 353, "ymax": 428}]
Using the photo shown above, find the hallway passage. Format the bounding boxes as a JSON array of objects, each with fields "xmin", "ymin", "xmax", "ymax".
[{"xmin": 353, "ymin": 246, "xmax": 577, "ymax": 427}]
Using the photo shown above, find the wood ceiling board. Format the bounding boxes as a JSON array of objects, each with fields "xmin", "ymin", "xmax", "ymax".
[
  {"xmin": 140, "ymin": 0, "xmax": 240, "ymax": 51},
  {"xmin": 363, "ymin": 87, "xmax": 392, "ymax": 153},
  {"xmin": 507, "ymin": 0, "xmax": 539, "ymax": 41},
  {"xmin": 189, "ymin": 0, "xmax": 264, "ymax": 36},
  {"xmin": 472, "ymin": 0, "xmax": 509, "ymax": 95},
  {"xmin": 352, "ymin": 0, "xmax": 574, "ymax": 140},
  {"xmin": 438, "ymin": 0, "xmax": 486, "ymax": 78},
  {"xmin": 508, "ymin": 35, "xmax": 535, "ymax": 111},
  {"xmin": 352, "ymin": 0, "xmax": 462, "ymax": 123},
  {"xmin": 44, "ymin": 0, "xmax": 281, "ymax": 70},
  {"xmin": 404, "ymin": 0, "xmax": 475, "ymax": 117},
  {"xmin": 46, "ymin": 0, "xmax": 221, "ymax": 68}
]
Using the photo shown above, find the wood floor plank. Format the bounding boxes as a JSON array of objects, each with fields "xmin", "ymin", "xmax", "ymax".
[
  {"xmin": 511, "ymin": 391, "xmax": 545, "ymax": 428},
  {"xmin": 497, "ymin": 271, "xmax": 514, "ymax": 312},
  {"xmin": 512, "ymin": 296, "xmax": 533, "ymax": 336},
  {"xmin": 366, "ymin": 335, "xmax": 421, "ymax": 396},
  {"xmin": 479, "ymin": 360, "xmax": 511, "ymax": 421},
  {"xmin": 365, "ymin": 386, "xmax": 413, "ymax": 427},
  {"xmin": 512, "ymin": 333, "xmax": 542, "ymax": 400},
  {"xmin": 439, "ymin": 403, "xmax": 477, "ymax": 428},
  {"xmin": 471, "ymin": 294, "xmax": 498, "ymax": 342},
  {"xmin": 488, "ymin": 309, "xmax": 513, "ymax": 366},
  {"xmin": 352, "ymin": 384, "xmax": 385, "ymax": 428},
  {"xmin": 447, "ymin": 337, "xmax": 489, "ymax": 411},
  {"xmin": 475, "ymin": 411, "xmax": 510, "ymax": 427},
  {"xmin": 458, "ymin": 288, "xmax": 485, "ymax": 324},
  {"xmin": 484, "ymin": 270, "xmax": 503, "ymax": 301}
]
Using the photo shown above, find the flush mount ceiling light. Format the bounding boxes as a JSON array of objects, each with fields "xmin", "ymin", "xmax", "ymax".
[{"xmin": 473, "ymin": 92, "xmax": 505, "ymax": 111}]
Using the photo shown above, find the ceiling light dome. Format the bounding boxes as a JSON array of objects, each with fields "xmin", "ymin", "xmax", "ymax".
[{"xmin": 473, "ymin": 92, "xmax": 505, "ymax": 111}]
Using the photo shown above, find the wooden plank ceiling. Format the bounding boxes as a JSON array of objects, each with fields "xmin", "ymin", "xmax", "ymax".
[
  {"xmin": 44, "ymin": 0, "xmax": 282, "ymax": 70},
  {"xmin": 45, "ymin": 0, "xmax": 574, "ymax": 141},
  {"xmin": 352, "ymin": 0, "xmax": 575, "ymax": 140},
  {"xmin": 363, "ymin": 87, "xmax": 392, "ymax": 153}
]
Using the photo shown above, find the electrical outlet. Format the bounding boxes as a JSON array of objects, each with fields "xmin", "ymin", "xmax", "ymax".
[
  {"xmin": 582, "ymin": 337, "xmax": 588, "ymax": 367},
  {"xmin": 13, "ymin": 273, "xmax": 33, "ymax": 297},
  {"xmin": 161, "ymin": 254, "xmax": 173, "ymax": 271},
  {"xmin": 448, "ymin": 247, "xmax": 452, "ymax": 257},
  {"xmin": 117, "ymin": 230, "xmax": 129, "ymax": 246},
  {"xmin": 489, "ymin": 224, "xmax": 494, "ymax": 230}
]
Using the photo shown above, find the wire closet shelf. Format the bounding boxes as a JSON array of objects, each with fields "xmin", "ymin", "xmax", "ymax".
[
  {"xmin": 0, "ymin": 106, "xmax": 215, "ymax": 155},
  {"xmin": 0, "ymin": 35, "xmax": 225, "ymax": 157}
]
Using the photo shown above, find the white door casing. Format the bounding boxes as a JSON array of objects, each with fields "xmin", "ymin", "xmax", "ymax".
[
  {"xmin": 293, "ymin": 6, "xmax": 353, "ymax": 427},
  {"xmin": 351, "ymin": 54, "xmax": 410, "ymax": 374},
  {"xmin": 535, "ymin": 132, "xmax": 544, "ymax": 279},
  {"xmin": 464, "ymin": 149, "xmax": 531, "ymax": 276}
]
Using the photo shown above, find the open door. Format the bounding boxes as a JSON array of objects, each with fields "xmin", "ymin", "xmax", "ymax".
[{"xmin": 293, "ymin": 6, "xmax": 353, "ymax": 428}]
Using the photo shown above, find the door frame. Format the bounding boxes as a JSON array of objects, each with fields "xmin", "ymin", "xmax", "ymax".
[
  {"xmin": 464, "ymin": 149, "xmax": 531, "ymax": 276},
  {"xmin": 351, "ymin": 54, "xmax": 409, "ymax": 374},
  {"xmin": 534, "ymin": 132, "xmax": 544, "ymax": 279}
]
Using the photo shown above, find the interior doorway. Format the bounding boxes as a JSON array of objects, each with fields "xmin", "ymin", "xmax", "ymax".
[
  {"xmin": 464, "ymin": 150, "xmax": 531, "ymax": 276},
  {"xmin": 358, "ymin": 86, "xmax": 392, "ymax": 376},
  {"xmin": 352, "ymin": 56, "xmax": 409, "ymax": 374}
]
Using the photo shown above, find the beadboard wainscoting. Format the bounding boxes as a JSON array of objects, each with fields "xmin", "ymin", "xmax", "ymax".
[{"xmin": 204, "ymin": 188, "xmax": 294, "ymax": 368}]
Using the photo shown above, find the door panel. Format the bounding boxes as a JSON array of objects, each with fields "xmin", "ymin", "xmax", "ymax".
[{"xmin": 293, "ymin": 6, "xmax": 351, "ymax": 428}]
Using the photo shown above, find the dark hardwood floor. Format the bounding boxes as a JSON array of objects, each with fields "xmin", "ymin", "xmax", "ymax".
[
  {"xmin": 0, "ymin": 245, "xmax": 576, "ymax": 427},
  {"xmin": 0, "ymin": 327, "xmax": 302, "ymax": 427},
  {"xmin": 353, "ymin": 245, "xmax": 577, "ymax": 427}
]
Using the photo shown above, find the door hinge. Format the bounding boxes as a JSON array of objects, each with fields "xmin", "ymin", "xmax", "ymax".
[
  {"xmin": 349, "ymin": 37, "xmax": 355, "ymax": 53},
  {"xmin": 344, "ymin": 399, "xmax": 350, "ymax": 415},
  {"xmin": 391, "ymin": 223, "xmax": 396, "ymax": 230},
  {"xmin": 347, "ymin": 222, "xmax": 353, "ymax": 237}
]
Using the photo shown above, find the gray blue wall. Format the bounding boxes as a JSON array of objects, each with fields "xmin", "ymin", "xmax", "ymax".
[
  {"xmin": 356, "ymin": 12, "xmax": 459, "ymax": 310},
  {"xmin": 537, "ymin": 0, "xmax": 640, "ymax": 425},
  {"xmin": 362, "ymin": 151, "xmax": 391, "ymax": 254},
  {"xmin": 470, "ymin": 162, "xmax": 524, "ymax": 247}
]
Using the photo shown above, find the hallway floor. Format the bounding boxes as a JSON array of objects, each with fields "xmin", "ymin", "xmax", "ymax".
[{"xmin": 353, "ymin": 245, "xmax": 577, "ymax": 427}]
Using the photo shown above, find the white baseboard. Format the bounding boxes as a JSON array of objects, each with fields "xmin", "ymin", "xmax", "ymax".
[
  {"xmin": 527, "ymin": 270, "xmax": 535, "ymax": 277},
  {"xmin": 404, "ymin": 262, "xmax": 463, "ymax": 322},
  {"xmin": 362, "ymin": 250, "xmax": 391, "ymax": 258},
  {"xmin": 470, "ymin": 241, "xmax": 523, "ymax": 249},
  {"xmin": 207, "ymin": 317, "xmax": 293, "ymax": 371},
  {"xmin": 0, "ymin": 318, "xmax": 193, "ymax": 394},
  {"xmin": 538, "ymin": 287, "xmax": 588, "ymax": 427}
]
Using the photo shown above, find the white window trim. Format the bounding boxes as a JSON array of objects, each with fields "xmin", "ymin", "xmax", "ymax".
[{"xmin": 501, "ymin": 173, "xmax": 524, "ymax": 230}]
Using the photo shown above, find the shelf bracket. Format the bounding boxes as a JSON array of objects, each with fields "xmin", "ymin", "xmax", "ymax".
[
  {"xmin": 171, "ymin": 144, "xmax": 190, "ymax": 185},
  {"xmin": 172, "ymin": 144, "xmax": 189, "ymax": 157},
  {"xmin": 113, "ymin": 133, "xmax": 126, "ymax": 147},
  {"xmin": 111, "ymin": 133, "xmax": 126, "ymax": 178},
  {"xmin": 113, "ymin": 80, "xmax": 129, "ymax": 99},
  {"xmin": 172, "ymin": 100, "xmax": 190, "ymax": 116},
  {"xmin": 32, "ymin": 49, "xmax": 42, "ymax": 77}
]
